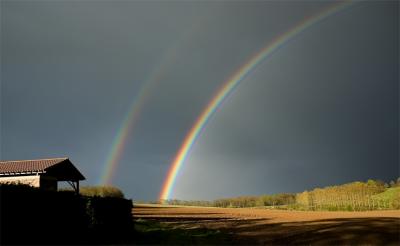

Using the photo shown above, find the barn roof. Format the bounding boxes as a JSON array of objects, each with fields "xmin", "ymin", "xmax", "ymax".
[{"xmin": 0, "ymin": 158, "xmax": 85, "ymax": 181}]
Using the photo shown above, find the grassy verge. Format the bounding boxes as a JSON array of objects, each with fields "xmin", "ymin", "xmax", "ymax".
[{"xmin": 133, "ymin": 218, "xmax": 233, "ymax": 245}]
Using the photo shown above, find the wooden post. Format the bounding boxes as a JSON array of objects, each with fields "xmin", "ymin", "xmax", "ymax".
[{"xmin": 76, "ymin": 180, "xmax": 80, "ymax": 195}]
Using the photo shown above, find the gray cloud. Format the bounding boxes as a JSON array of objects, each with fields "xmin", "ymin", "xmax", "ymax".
[{"xmin": 1, "ymin": 1, "xmax": 398, "ymax": 200}]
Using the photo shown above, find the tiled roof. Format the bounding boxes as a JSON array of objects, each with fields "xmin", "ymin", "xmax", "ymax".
[{"xmin": 0, "ymin": 158, "xmax": 69, "ymax": 174}]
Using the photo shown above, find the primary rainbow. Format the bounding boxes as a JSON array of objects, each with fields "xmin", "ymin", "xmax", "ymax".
[{"xmin": 160, "ymin": 1, "xmax": 355, "ymax": 200}]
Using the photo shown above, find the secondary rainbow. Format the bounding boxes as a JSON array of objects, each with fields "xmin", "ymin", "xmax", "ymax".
[
  {"xmin": 160, "ymin": 1, "xmax": 355, "ymax": 200},
  {"xmin": 99, "ymin": 41, "xmax": 183, "ymax": 185},
  {"xmin": 99, "ymin": 17, "xmax": 209, "ymax": 185},
  {"xmin": 99, "ymin": 77, "xmax": 157, "ymax": 185}
]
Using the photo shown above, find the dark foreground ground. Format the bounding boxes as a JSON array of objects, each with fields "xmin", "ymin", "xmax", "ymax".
[{"xmin": 133, "ymin": 204, "xmax": 400, "ymax": 245}]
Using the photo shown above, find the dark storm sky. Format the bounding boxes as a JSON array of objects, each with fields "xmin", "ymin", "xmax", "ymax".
[{"xmin": 1, "ymin": 1, "xmax": 398, "ymax": 200}]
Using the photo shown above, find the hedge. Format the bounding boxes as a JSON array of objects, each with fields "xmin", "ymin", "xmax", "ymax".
[{"xmin": 0, "ymin": 184, "xmax": 132, "ymax": 245}]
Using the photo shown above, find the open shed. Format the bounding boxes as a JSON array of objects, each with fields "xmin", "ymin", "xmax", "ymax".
[{"xmin": 0, "ymin": 158, "xmax": 85, "ymax": 193}]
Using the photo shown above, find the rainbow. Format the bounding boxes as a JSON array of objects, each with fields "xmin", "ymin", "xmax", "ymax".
[
  {"xmin": 99, "ymin": 16, "xmax": 209, "ymax": 185},
  {"xmin": 159, "ymin": 1, "xmax": 355, "ymax": 200},
  {"xmin": 99, "ymin": 40, "xmax": 184, "ymax": 185},
  {"xmin": 99, "ymin": 73, "xmax": 160, "ymax": 185}
]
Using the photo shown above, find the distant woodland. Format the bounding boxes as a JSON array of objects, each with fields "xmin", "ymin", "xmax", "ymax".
[{"xmin": 160, "ymin": 178, "xmax": 400, "ymax": 211}]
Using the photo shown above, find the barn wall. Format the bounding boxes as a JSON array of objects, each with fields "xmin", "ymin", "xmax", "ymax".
[{"xmin": 0, "ymin": 175, "xmax": 40, "ymax": 187}]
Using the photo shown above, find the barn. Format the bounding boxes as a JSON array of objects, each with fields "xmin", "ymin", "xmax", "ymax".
[{"xmin": 0, "ymin": 157, "xmax": 85, "ymax": 193}]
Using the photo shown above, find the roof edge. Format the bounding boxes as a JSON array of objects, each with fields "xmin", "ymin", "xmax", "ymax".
[{"xmin": 0, "ymin": 157, "xmax": 68, "ymax": 163}]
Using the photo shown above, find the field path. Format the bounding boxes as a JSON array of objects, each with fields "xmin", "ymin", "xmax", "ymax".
[{"xmin": 133, "ymin": 204, "xmax": 400, "ymax": 245}]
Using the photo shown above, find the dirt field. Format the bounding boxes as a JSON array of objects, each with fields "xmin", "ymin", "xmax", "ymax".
[{"xmin": 133, "ymin": 204, "xmax": 400, "ymax": 245}]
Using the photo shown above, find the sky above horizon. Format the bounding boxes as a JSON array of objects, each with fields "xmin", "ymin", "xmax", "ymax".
[{"xmin": 1, "ymin": 1, "xmax": 398, "ymax": 201}]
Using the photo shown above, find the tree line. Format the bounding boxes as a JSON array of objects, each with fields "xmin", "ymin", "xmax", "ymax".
[
  {"xmin": 160, "ymin": 178, "xmax": 400, "ymax": 211},
  {"xmin": 295, "ymin": 179, "xmax": 399, "ymax": 211}
]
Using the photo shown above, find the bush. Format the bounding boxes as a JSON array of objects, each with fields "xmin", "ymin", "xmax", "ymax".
[
  {"xmin": 0, "ymin": 184, "xmax": 87, "ymax": 244},
  {"xmin": 0, "ymin": 184, "xmax": 132, "ymax": 245},
  {"xmin": 79, "ymin": 185, "xmax": 125, "ymax": 198}
]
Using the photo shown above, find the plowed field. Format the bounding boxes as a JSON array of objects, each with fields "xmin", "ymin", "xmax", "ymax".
[{"xmin": 133, "ymin": 204, "xmax": 400, "ymax": 245}]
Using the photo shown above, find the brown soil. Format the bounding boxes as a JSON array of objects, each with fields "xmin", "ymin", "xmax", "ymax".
[{"xmin": 133, "ymin": 204, "xmax": 400, "ymax": 245}]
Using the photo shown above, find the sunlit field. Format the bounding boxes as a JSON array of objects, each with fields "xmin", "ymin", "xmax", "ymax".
[{"xmin": 133, "ymin": 204, "xmax": 400, "ymax": 245}]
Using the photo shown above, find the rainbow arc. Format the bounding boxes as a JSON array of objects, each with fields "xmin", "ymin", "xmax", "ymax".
[{"xmin": 159, "ymin": 1, "xmax": 355, "ymax": 201}]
